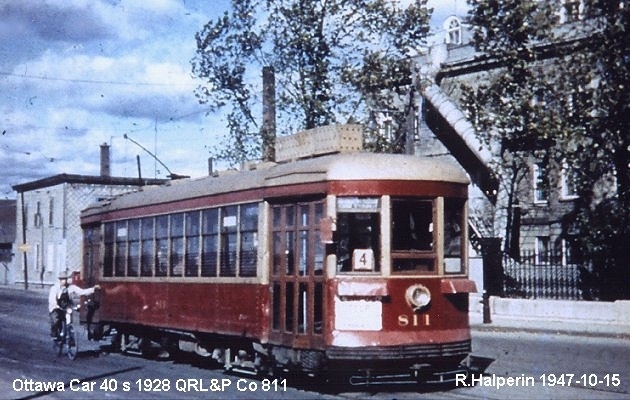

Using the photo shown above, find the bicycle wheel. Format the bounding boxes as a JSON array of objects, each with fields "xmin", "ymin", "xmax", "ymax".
[
  {"xmin": 66, "ymin": 325, "xmax": 78, "ymax": 360},
  {"xmin": 55, "ymin": 336, "xmax": 63, "ymax": 357},
  {"xmin": 55, "ymin": 324, "xmax": 64, "ymax": 357}
]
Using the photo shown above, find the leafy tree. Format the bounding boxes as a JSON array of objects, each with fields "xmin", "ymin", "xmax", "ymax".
[
  {"xmin": 558, "ymin": 0, "xmax": 630, "ymax": 300},
  {"xmin": 464, "ymin": 0, "xmax": 629, "ymax": 299},
  {"xmin": 191, "ymin": 0, "xmax": 432, "ymax": 164},
  {"xmin": 460, "ymin": 0, "xmax": 559, "ymax": 251}
]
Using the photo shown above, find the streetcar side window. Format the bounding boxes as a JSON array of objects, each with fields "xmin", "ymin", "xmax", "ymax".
[
  {"xmin": 127, "ymin": 219, "xmax": 140, "ymax": 277},
  {"xmin": 444, "ymin": 198, "xmax": 465, "ymax": 274},
  {"xmin": 239, "ymin": 203, "xmax": 259, "ymax": 277},
  {"xmin": 100, "ymin": 202, "xmax": 259, "ymax": 279},
  {"xmin": 220, "ymin": 206, "xmax": 238, "ymax": 277},
  {"xmin": 114, "ymin": 220, "xmax": 127, "ymax": 276},
  {"xmin": 391, "ymin": 199, "xmax": 436, "ymax": 273},
  {"xmin": 155, "ymin": 215, "xmax": 169, "ymax": 276},
  {"xmin": 140, "ymin": 217, "xmax": 154, "ymax": 277},
  {"xmin": 185, "ymin": 211, "xmax": 201, "ymax": 277},
  {"xmin": 170, "ymin": 213, "xmax": 185, "ymax": 277},
  {"xmin": 103, "ymin": 223, "xmax": 115, "ymax": 277},
  {"xmin": 201, "ymin": 209, "xmax": 219, "ymax": 277}
]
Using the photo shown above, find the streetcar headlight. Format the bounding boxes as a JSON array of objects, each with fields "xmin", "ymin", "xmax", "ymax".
[{"xmin": 405, "ymin": 284, "xmax": 431, "ymax": 311}]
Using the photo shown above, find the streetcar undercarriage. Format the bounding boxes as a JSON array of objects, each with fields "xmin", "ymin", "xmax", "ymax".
[{"xmin": 89, "ymin": 322, "xmax": 472, "ymax": 386}]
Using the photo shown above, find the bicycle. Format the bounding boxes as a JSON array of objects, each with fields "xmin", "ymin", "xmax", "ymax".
[{"xmin": 53, "ymin": 305, "xmax": 79, "ymax": 360}]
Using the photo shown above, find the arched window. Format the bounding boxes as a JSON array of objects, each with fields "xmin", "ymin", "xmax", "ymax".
[{"xmin": 443, "ymin": 16, "xmax": 462, "ymax": 45}]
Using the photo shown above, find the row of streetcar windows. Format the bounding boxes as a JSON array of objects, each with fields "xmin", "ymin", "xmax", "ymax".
[
  {"xmin": 97, "ymin": 196, "xmax": 465, "ymax": 278},
  {"xmin": 102, "ymin": 203, "xmax": 258, "ymax": 278}
]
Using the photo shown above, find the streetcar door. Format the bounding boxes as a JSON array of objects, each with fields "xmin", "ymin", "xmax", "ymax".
[{"xmin": 270, "ymin": 200, "xmax": 325, "ymax": 349}]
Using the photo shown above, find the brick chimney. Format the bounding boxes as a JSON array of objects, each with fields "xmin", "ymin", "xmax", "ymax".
[
  {"xmin": 100, "ymin": 143, "xmax": 111, "ymax": 177},
  {"xmin": 261, "ymin": 66, "xmax": 276, "ymax": 162}
]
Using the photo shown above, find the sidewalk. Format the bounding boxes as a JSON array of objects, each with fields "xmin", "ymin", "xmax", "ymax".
[
  {"xmin": 470, "ymin": 312, "xmax": 630, "ymax": 340},
  {"xmin": 468, "ymin": 294, "xmax": 630, "ymax": 340}
]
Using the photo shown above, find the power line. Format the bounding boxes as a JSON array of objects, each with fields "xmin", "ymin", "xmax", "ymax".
[
  {"xmin": 0, "ymin": 71, "xmax": 196, "ymax": 87},
  {"xmin": 1, "ymin": 108, "xmax": 209, "ymax": 134}
]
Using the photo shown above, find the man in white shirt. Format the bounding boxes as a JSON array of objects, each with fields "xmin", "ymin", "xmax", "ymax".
[{"xmin": 48, "ymin": 271, "xmax": 100, "ymax": 339}]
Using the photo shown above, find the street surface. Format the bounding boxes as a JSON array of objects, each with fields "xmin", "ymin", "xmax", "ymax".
[{"xmin": 0, "ymin": 286, "xmax": 628, "ymax": 399}]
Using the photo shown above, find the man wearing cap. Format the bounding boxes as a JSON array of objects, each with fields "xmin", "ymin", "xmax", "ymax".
[{"xmin": 48, "ymin": 271, "xmax": 100, "ymax": 339}]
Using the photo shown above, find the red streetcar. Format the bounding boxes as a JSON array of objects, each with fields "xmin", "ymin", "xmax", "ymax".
[{"xmin": 79, "ymin": 126, "xmax": 476, "ymax": 385}]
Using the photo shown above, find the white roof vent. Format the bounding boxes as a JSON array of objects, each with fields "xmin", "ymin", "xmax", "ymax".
[{"xmin": 275, "ymin": 124, "xmax": 363, "ymax": 162}]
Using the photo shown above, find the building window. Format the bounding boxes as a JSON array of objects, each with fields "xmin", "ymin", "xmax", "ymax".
[
  {"xmin": 560, "ymin": 162, "xmax": 578, "ymax": 200},
  {"xmin": 23, "ymin": 204, "xmax": 28, "ymax": 228},
  {"xmin": 443, "ymin": 16, "xmax": 462, "ymax": 45},
  {"xmin": 535, "ymin": 236, "xmax": 550, "ymax": 264},
  {"xmin": 34, "ymin": 201, "xmax": 42, "ymax": 228},
  {"xmin": 561, "ymin": 236, "xmax": 580, "ymax": 265},
  {"xmin": 561, "ymin": 0, "xmax": 582, "ymax": 23},
  {"xmin": 533, "ymin": 162, "xmax": 549, "ymax": 203},
  {"xmin": 48, "ymin": 198, "xmax": 54, "ymax": 226}
]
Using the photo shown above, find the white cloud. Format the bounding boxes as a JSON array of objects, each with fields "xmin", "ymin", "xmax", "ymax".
[
  {"xmin": 0, "ymin": 0, "xmax": 229, "ymax": 198},
  {"xmin": 0, "ymin": 0, "xmax": 463, "ymax": 199}
]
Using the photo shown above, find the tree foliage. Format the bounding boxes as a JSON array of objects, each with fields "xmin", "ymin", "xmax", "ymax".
[
  {"xmin": 464, "ymin": 0, "xmax": 629, "ymax": 299},
  {"xmin": 191, "ymin": 0, "xmax": 431, "ymax": 164}
]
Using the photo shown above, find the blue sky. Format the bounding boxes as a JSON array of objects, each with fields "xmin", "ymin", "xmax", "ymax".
[{"xmin": 0, "ymin": 0, "xmax": 467, "ymax": 199}]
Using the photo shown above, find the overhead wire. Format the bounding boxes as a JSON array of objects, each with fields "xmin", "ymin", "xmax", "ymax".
[{"xmin": 0, "ymin": 71, "xmax": 197, "ymax": 87}]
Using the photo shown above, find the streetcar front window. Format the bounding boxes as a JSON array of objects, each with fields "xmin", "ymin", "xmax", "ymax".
[
  {"xmin": 336, "ymin": 212, "xmax": 381, "ymax": 273},
  {"xmin": 391, "ymin": 199, "xmax": 436, "ymax": 273}
]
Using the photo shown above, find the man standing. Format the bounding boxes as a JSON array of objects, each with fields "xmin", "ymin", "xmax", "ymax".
[{"xmin": 48, "ymin": 271, "xmax": 100, "ymax": 339}]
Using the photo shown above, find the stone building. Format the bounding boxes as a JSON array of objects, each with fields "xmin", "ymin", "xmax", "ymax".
[
  {"xmin": 411, "ymin": 5, "xmax": 610, "ymax": 295},
  {"xmin": 11, "ymin": 144, "xmax": 167, "ymax": 287}
]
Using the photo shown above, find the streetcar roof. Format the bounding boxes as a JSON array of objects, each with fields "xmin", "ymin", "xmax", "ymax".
[{"xmin": 82, "ymin": 153, "xmax": 468, "ymax": 217}]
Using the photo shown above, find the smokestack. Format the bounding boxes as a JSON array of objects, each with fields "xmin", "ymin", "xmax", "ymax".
[
  {"xmin": 100, "ymin": 143, "xmax": 111, "ymax": 177},
  {"xmin": 261, "ymin": 66, "xmax": 276, "ymax": 162}
]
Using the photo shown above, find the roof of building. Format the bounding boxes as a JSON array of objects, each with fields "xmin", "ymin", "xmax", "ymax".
[{"xmin": 12, "ymin": 173, "xmax": 169, "ymax": 193}]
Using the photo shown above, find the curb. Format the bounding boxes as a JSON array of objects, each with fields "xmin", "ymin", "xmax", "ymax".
[{"xmin": 471, "ymin": 322, "xmax": 630, "ymax": 340}]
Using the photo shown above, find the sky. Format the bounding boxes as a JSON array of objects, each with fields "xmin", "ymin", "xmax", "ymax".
[{"xmin": 0, "ymin": 0, "xmax": 467, "ymax": 200}]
